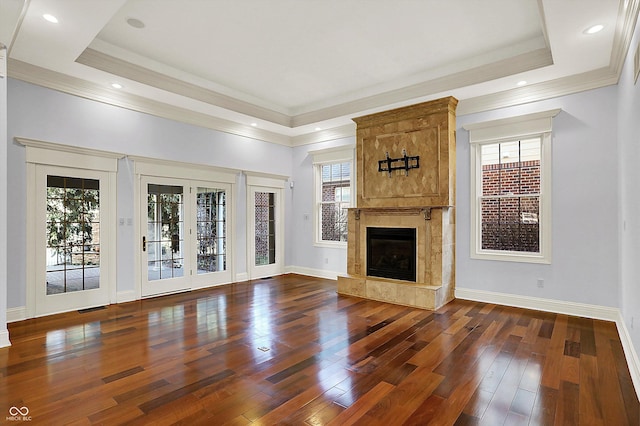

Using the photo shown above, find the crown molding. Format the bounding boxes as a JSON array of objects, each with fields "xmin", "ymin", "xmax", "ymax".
[
  {"xmin": 8, "ymin": 56, "xmax": 624, "ymax": 149},
  {"xmin": 609, "ymin": 0, "xmax": 640, "ymax": 77},
  {"xmin": 457, "ymin": 66, "xmax": 618, "ymax": 116},
  {"xmin": 76, "ymin": 48, "xmax": 292, "ymax": 127},
  {"xmin": 8, "ymin": 59, "xmax": 292, "ymax": 147},
  {"xmin": 77, "ymin": 43, "xmax": 554, "ymax": 130},
  {"xmin": 8, "ymin": 57, "xmax": 622, "ymax": 149},
  {"xmin": 290, "ymin": 47, "xmax": 554, "ymax": 127},
  {"xmin": 290, "ymin": 124, "xmax": 356, "ymax": 147}
]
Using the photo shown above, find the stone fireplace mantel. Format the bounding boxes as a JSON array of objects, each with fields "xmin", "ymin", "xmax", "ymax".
[
  {"xmin": 337, "ymin": 97, "xmax": 457, "ymax": 310},
  {"xmin": 338, "ymin": 205, "xmax": 454, "ymax": 310}
]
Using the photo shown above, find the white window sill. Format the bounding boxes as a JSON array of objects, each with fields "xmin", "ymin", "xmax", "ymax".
[
  {"xmin": 314, "ymin": 241, "xmax": 347, "ymax": 249},
  {"xmin": 471, "ymin": 250, "xmax": 550, "ymax": 264}
]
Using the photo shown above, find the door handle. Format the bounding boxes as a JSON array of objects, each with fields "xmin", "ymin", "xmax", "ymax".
[{"xmin": 142, "ymin": 236, "xmax": 146, "ymax": 252}]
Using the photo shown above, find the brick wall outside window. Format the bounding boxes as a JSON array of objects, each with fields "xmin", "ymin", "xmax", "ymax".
[
  {"xmin": 318, "ymin": 161, "xmax": 351, "ymax": 243},
  {"xmin": 321, "ymin": 182, "xmax": 349, "ymax": 241},
  {"xmin": 481, "ymin": 159, "xmax": 541, "ymax": 252}
]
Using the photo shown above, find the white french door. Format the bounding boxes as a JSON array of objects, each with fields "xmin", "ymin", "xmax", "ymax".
[
  {"xmin": 140, "ymin": 176, "xmax": 232, "ymax": 297},
  {"xmin": 34, "ymin": 165, "xmax": 113, "ymax": 316},
  {"xmin": 191, "ymin": 183, "xmax": 231, "ymax": 289},
  {"xmin": 141, "ymin": 176, "xmax": 190, "ymax": 296},
  {"xmin": 248, "ymin": 185, "xmax": 283, "ymax": 279}
]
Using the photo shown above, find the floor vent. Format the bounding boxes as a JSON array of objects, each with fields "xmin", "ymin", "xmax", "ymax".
[{"xmin": 78, "ymin": 306, "xmax": 106, "ymax": 314}]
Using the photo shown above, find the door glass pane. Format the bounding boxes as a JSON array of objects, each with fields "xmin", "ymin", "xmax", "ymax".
[
  {"xmin": 46, "ymin": 175, "xmax": 100, "ymax": 295},
  {"xmin": 147, "ymin": 184, "xmax": 184, "ymax": 281},
  {"xmin": 255, "ymin": 191, "xmax": 275, "ymax": 266},
  {"xmin": 196, "ymin": 187, "xmax": 226, "ymax": 274}
]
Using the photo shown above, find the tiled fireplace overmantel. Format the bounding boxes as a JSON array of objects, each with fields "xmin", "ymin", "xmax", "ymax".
[{"xmin": 337, "ymin": 97, "xmax": 458, "ymax": 310}]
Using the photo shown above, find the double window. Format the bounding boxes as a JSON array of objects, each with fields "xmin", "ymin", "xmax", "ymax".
[
  {"xmin": 466, "ymin": 110, "xmax": 559, "ymax": 263},
  {"xmin": 312, "ymin": 146, "xmax": 355, "ymax": 246}
]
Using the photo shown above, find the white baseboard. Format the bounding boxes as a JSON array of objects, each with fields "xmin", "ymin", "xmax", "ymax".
[
  {"xmin": 7, "ymin": 306, "xmax": 27, "ymax": 323},
  {"xmin": 235, "ymin": 272, "xmax": 249, "ymax": 283},
  {"xmin": 456, "ymin": 287, "xmax": 640, "ymax": 400},
  {"xmin": 285, "ymin": 265, "xmax": 340, "ymax": 280},
  {"xmin": 0, "ymin": 329, "xmax": 10, "ymax": 348},
  {"xmin": 614, "ymin": 311, "xmax": 640, "ymax": 402},
  {"xmin": 455, "ymin": 287, "xmax": 620, "ymax": 321},
  {"xmin": 116, "ymin": 290, "xmax": 137, "ymax": 304}
]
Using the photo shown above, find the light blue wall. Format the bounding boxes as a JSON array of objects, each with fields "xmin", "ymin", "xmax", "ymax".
[
  {"xmin": 289, "ymin": 138, "xmax": 355, "ymax": 275},
  {"xmin": 290, "ymin": 87, "xmax": 621, "ymax": 310},
  {"xmin": 619, "ymin": 18, "xmax": 640, "ymax": 350},
  {"xmin": 7, "ymin": 78, "xmax": 293, "ymax": 308},
  {"xmin": 456, "ymin": 87, "xmax": 619, "ymax": 307},
  {"xmin": 3, "ymin": 60, "xmax": 633, "ymax": 329}
]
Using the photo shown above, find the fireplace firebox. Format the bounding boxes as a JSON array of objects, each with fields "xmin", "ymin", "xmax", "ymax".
[{"xmin": 366, "ymin": 227, "xmax": 416, "ymax": 282}]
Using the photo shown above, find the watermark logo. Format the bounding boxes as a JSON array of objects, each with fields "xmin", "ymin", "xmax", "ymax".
[{"xmin": 7, "ymin": 406, "xmax": 31, "ymax": 422}]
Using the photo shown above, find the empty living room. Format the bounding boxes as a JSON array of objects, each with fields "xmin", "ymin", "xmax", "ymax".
[{"xmin": 1, "ymin": 0, "xmax": 640, "ymax": 424}]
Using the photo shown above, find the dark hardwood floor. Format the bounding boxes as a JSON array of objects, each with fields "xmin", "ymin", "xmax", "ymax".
[{"xmin": 1, "ymin": 274, "xmax": 638, "ymax": 425}]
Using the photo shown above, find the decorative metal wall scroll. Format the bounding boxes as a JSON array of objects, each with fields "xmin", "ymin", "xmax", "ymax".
[{"xmin": 378, "ymin": 149, "xmax": 420, "ymax": 176}]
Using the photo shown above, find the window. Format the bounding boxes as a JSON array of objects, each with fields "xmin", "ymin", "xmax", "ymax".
[
  {"xmin": 46, "ymin": 175, "xmax": 101, "ymax": 294},
  {"xmin": 311, "ymin": 146, "xmax": 355, "ymax": 246},
  {"xmin": 254, "ymin": 191, "xmax": 276, "ymax": 266},
  {"xmin": 479, "ymin": 138, "xmax": 542, "ymax": 253},
  {"xmin": 465, "ymin": 109, "xmax": 559, "ymax": 263},
  {"xmin": 196, "ymin": 187, "xmax": 227, "ymax": 273},
  {"xmin": 319, "ymin": 162, "xmax": 351, "ymax": 242}
]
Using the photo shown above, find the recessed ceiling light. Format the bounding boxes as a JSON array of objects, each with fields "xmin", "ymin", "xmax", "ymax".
[
  {"xmin": 127, "ymin": 18, "xmax": 145, "ymax": 29},
  {"xmin": 111, "ymin": 83, "xmax": 123, "ymax": 89},
  {"xmin": 315, "ymin": 127, "xmax": 322, "ymax": 131},
  {"xmin": 584, "ymin": 24, "xmax": 604, "ymax": 34},
  {"xmin": 517, "ymin": 80, "xmax": 527, "ymax": 86},
  {"xmin": 250, "ymin": 123, "xmax": 257, "ymax": 127},
  {"xmin": 43, "ymin": 14, "xmax": 58, "ymax": 24}
]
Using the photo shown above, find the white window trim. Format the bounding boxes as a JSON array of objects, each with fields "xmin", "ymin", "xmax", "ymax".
[
  {"xmin": 464, "ymin": 109, "xmax": 560, "ymax": 264},
  {"xmin": 310, "ymin": 146, "xmax": 355, "ymax": 248}
]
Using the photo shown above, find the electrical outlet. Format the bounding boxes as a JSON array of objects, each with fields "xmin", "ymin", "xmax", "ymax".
[
  {"xmin": 324, "ymin": 258, "xmax": 329, "ymax": 264},
  {"xmin": 537, "ymin": 279, "xmax": 544, "ymax": 288}
]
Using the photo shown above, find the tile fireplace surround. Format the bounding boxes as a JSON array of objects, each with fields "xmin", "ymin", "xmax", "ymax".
[{"xmin": 337, "ymin": 97, "xmax": 458, "ymax": 310}]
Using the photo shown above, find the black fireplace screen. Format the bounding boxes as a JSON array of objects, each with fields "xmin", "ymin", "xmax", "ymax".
[{"xmin": 366, "ymin": 227, "xmax": 417, "ymax": 282}]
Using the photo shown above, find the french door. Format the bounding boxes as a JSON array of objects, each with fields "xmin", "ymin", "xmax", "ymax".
[
  {"xmin": 141, "ymin": 176, "xmax": 190, "ymax": 296},
  {"xmin": 141, "ymin": 176, "xmax": 231, "ymax": 297},
  {"xmin": 248, "ymin": 185, "xmax": 283, "ymax": 279},
  {"xmin": 34, "ymin": 165, "xmax": 113, "ymax": 316}
]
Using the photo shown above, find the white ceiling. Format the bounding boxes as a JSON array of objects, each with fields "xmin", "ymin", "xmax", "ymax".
[{"xmin": 1, "ymin": 0, "xmax": 638, "ymax": 145}]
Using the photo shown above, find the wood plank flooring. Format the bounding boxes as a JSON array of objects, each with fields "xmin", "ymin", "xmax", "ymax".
[{"xmin": 1, "ymin": 274, "xmax": 638, "ymax": 425}]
